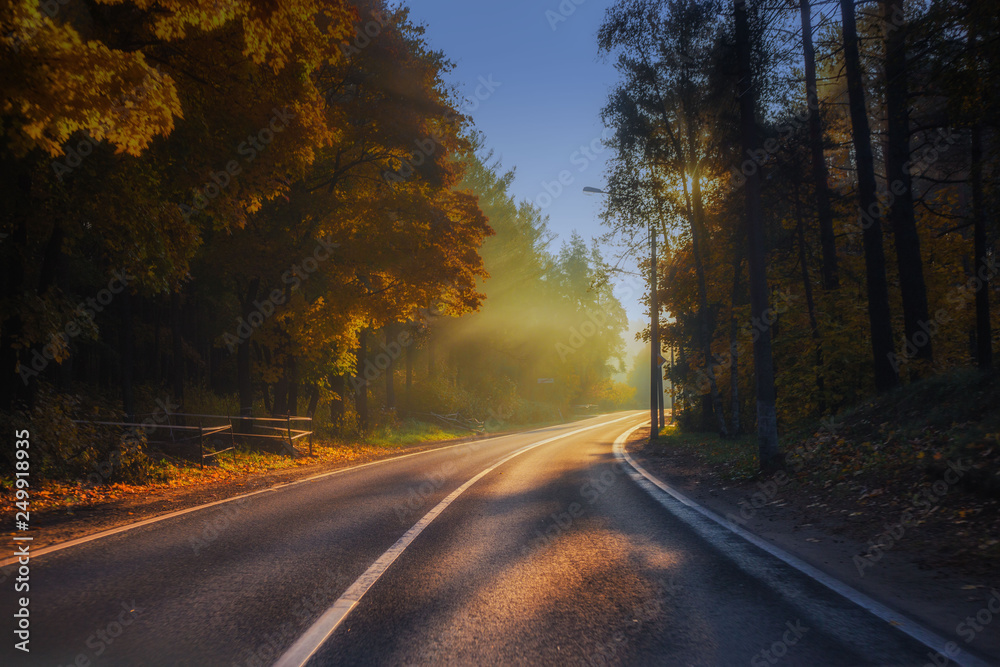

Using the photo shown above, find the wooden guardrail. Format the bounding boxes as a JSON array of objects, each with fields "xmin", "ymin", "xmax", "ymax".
[
  {"xmin": 162, "ymin": 412, "xmax": 314, "ymax": 456},
  {"xmin": 239, "ymin": 415, "xmax": 315, "ymax": 456},
  {"xmin": 72, "ymin": 412, "xmax": 315, "ymax": 465},
  {"xmin": 71, "ymin": 419, "xmax": 233, "ymax": 468}
]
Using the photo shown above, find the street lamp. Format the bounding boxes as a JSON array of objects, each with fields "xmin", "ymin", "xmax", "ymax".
[{"xmin": 584, "ymin": 186, "xmax": 661, "ymax": 441}]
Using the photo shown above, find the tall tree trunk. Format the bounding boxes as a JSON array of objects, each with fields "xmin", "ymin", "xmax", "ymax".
[
  {"xmin": 840, "ymin": 0, "xmax": 899, "ymax": 392},
  {"xmin": 729, "ymin": 256, "xmax": 742, "ymax": 436},
  {"xmin": 305, "ymin": 383, "xmax": 319, "ymax": 419},
  {"xmin": 237, "ymin": 278, "xmax": 259, "ymax": 430},
  {"xmin": 1, "ymin": 163, "xmax": 31, "ymax": 410},
  {"xmin": 287, "ymin": 355, "xmax": 299, "ymax": 416},
  {"xmin": 120, "ymin": 290, "xmax": 135, "ymax": 421},
  {"xmin": 151, "ymin": 300, "xmax": 161, "ymax": 385},
  {"xmin": 37, "ymin": 220, "xmax": 64, "ymax": 296},
  {"xmin": 679, "ymin": 166, "xmax": 714, "ymax": 432},
  {"xmin": 384, "ymin": 326, "xmax": 396, "ymax": 411},
  {"xmin": 355, "ymin": 329, "xmax": 369, "ymax": 433},
  {"xmin": 330, "ymin": 373, "xmax": 346, "ymax": 433},
  {"xmin": 649, "ymin": 223, "xmax": 660, "ymax": 437},
  {"xmin": 171, "ymin": 291, "xmax": 185, "ymax": 405},
  {"xmin": 273, "ymin": 365, "xmax": 289, "ymax": 417},
  {"xmin": 794, "ymin": 183, "xmax": 827, "ymax": 414},
  {"xmin": 799, "ymin": 0, "xmax": 839, "ymax": 290},
  {"xmin": 690, "ymin": 169, "xmax": 728, "ymax": 436},
  {"xmin": 262, "ymin": 383, "xmax": 273, "ymax": 415},
  {"xmin": 427, "ymin": 335, "xmax": 436, "ymax": 379},
  {"xmin": 405, "ymin": 332, "xmax": 413, "ymax": 409},
  {"xmin": 36, "ymin": 219, "xmax": 66, "ymax": 390},
  {"xmin": 669, "ymin": 347, "xmax": 676, "ymax": 420},
  {"xmin": 735, "ymin": 0, "xmax": 780, "ymax": 469},
  {"xmin": 882, "ymin": 0, "xmax": 932, "ymax": 372},
  {"xmin": 654, "ymin": 224, "xmax": 666, "ymax": 432},
  {"xmin": 133, "ymin": 296, "xmax": 144, "ymax": 386},
  {"xmin": 971, "ymin": 123, "xmax": 993, "ymax": 372},
  {"xmin": 699, "ymin": 393, "xmax": 713, "ymax": 432},
  {"xmin": 677, "ymin": 344, "xmax": 690, "ymax": 428},
  {"xmin": 61, "ymin": 347, "xmax": 75, "ymax": 392},
  {"xmin": 658, "ymin": 372, "xmax": 665, "ymax": 427},
  {"xmin": 645, "ymin": 64, "xmax": 719, "ymax": 435}
]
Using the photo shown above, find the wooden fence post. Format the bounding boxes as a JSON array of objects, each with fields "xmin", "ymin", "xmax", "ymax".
[{"xmin": 198, "ymin": 421, "xmax": 204, "ymax": 468}]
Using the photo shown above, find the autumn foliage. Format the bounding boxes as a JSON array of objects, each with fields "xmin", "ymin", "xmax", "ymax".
[
  {"xmin": 1, "ymin": 0, "xmax": 633, "ymax": 481},
  {"xmin": 599, "ymin": 0, "xmax": 998, "ymax": 444}
]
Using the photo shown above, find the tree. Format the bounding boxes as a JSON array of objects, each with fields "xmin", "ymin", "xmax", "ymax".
[
  {"xmin": 0, "ymin": 0, "xmax": 358, "ymax": 413},
  {"xmin": 798, "ymin": 0, "xmax": 839, "ymax": 290},
  {"xmin": 881, "ymin": 0, "xmax": 933, "ymax": 370},
  {"xmin": 839, "ymin": 0, "xmax": 899, "ymax": 392},
  {"xmin": 599, "ymin": 0, "xmax": 730, "ymax": 436},
  {"xmin": 734, "ymin": 0, "xmax": 780, "ymax": 469}
]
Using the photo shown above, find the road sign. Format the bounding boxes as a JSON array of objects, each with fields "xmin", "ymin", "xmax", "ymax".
[
  {"xmin": 537, "ymin": 378, "xmax": 555, "ymax": 384},
  {"xmin": 657, "ymin": 355, "xmax": 667, "ymax": 366}
]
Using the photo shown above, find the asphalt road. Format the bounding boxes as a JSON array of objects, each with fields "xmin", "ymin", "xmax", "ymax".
[{"xmin": 1, "ymin": 412, "xmax": 954, "ymax": 666}]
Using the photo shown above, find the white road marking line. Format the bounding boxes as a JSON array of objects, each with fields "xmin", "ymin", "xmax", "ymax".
[
  {"xmin": 273, "ymin": 412, "xmax": 645, "ymax": 667},
  {"xmin": 613, "ymin": 423, "xmax": 993, "ymax": 667},
  {"xmin": 0, "ymin": 414, "xmax": 627, "ymax": 568}
]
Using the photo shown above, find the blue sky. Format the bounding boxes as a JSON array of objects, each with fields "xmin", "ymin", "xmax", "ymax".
[{"xmin": 404, "ymin": 0, "xmax": 648, "ymax": 335}]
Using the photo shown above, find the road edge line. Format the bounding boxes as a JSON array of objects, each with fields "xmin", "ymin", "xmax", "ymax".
[
  {"xmin": 613, "ymin": 424, "xmax": 991, "ymax": 667},
  {"xmin": 273, "ymin": 412, "xmax": 644, "ymax": 667}
]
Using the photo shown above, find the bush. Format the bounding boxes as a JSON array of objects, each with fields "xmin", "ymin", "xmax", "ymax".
[{"xmin": 0, "ymin": 386, "xmax": 162, "ymax": 484}]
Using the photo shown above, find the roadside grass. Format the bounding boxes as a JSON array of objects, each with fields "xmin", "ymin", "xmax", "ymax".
[
  {"xmin": 650, "ymin": 422, "xmax": 758, "ymax": 482},
  {"xmin": 359, "ymin": 419, "xmax": 469, "ymax": 448}
]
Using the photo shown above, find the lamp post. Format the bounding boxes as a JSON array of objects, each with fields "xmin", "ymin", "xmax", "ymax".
[{"xmin": 584, "ymin": 186, "xmax": 660, "ymax": 441}]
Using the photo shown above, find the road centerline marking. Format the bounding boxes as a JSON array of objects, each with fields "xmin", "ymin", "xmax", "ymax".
[
  {"xmin": 273, "ymin": 412, "xmax": 644, "ymax": 667},
  {"xmin": 0, "ymin": 416, "xmax": 618, "ymax": 568}
]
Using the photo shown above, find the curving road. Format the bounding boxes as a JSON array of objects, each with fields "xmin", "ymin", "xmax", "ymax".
[{"xmin": 1, "ymin": 412, "xmax": 963, "ymax": 666}]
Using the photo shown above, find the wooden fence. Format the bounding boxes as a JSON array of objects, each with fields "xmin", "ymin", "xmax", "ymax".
[{"xmin": 72, "ymin": 412, "xmax": 314, "ymax": 466}]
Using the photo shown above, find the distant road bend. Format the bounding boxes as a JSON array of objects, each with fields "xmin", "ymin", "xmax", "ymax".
[{"xmin": 2, "ymin": 411, "xmax": 983, "ymax": 666}]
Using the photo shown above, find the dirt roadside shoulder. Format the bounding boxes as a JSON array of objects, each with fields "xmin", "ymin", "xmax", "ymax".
[{"xmin": 625, "ymin": 427, "xmax": 1000, "ymax": 664}]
